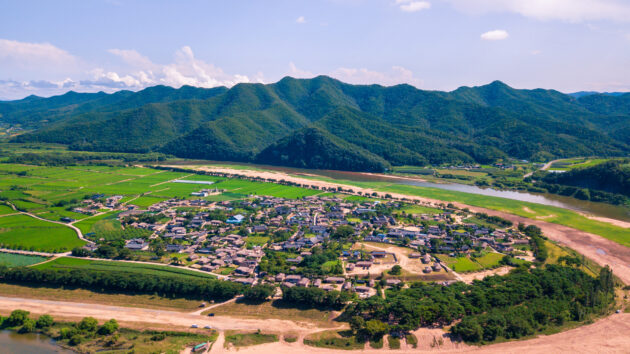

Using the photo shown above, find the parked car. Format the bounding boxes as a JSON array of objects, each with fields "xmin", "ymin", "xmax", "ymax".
[
  {"xmin": 204, "ymin": 325, "xmax": 212, "ymax": 329},
  {"xmin": 207, "ymin": 313, "xmax": 215, "ymax": 317},
  {"xmin": 191, "ymin": 324, "xmax": 198, "ymax": 328}
]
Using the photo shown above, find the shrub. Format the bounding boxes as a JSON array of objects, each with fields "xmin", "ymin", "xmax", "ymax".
[
  {"xmin": 77, "ymin": 317, "xmax": 98, "ymax": 333},
  {"xmin": 6, "ymin": 309, "xmax": 30, "ymax": 327},
  {"xmin": 98, "ymin": 319, "xmax": 119, "ymax": 335},
  {"xmin": 36, "ymin": 314, "xmax": 54, "ymax": 329},
  {"xmin": 69, "ymin": 334, "xmax": 83, "ymax": 346},
  {"xmin": 19, "ymin": 319, "xmax": 36, "ymax": 333}
]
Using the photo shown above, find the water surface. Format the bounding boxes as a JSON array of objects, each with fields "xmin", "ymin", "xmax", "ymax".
[
  {"xmin": 0, "ymin": 330, "xmax": 72, "ymax": 354},
  {"xmin": 167, "ymin": 160, "xmax": 630, "ymax": 222}
]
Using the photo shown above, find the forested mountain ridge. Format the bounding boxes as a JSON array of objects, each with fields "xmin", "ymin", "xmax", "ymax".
[{"xmin": 5, "ymin": 76, "xmax": 630, "ymax": 172}]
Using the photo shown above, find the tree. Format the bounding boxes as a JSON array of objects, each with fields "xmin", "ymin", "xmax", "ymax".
[
  {"xmin": 36, "ymin": 314, "xmax": 54, "ymax": 328},
  {"xmin": 362, "ymin": 319, "xmax": 389, "ymax": 340},
  {"xmin": 71, "ymin": 247, "xmax": 91, "ymax": 257},
  {"xmin": 389, "ymin": 265, "xmax": 402, "ymax": 276},
  {"xmin": 6, "ymin": 309, "xmax": 30, "ymax": 326},
  {"xmin": 332, "ymin": 225, "xmax": 354, "ymax": 240},
  {"xmin": 349, "ymin": 316, "xmax": 365, "ymax": 334},
  {"xmin": 243, "ymin": 284, "xmax": 275, "ymax": 302},
  {"xmin": 98, "ymin": 319, "xmax": 119, "ymax": 335},
  {"xmin": 77, "ymin": 317, "xmax": 99, "ymax": 333},
  {"xmin": 452, "ymin": 317, "xmax": 482, "ymax": 342}
]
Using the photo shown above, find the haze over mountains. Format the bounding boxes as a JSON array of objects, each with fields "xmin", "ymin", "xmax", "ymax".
[{"xmin": 2, "ymin": 76, "xmax": 630, "ymax": 172}]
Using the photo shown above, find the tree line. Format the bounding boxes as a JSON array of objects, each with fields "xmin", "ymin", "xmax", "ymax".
[{"xmin": 0, "ymin": 265, "xmax": 243, "ymax": 301}]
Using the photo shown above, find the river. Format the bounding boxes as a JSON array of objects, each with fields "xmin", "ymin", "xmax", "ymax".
[
  {"xmin": 0, "ymin": 330, "xmax": 73, "ymax": 353},
  {"xmin": 166, "ymin": 160, "xmax": 630, "ymax": 222}
]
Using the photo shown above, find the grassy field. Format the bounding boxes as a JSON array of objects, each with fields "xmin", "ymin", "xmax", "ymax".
[
  {"xmin": 544, "ymin": 240, "xmax": 600, "ymax": 277},
  {"xmin": 0, "ymin": 204, "xmax": 16, "ymax": 215},
  {"xmin": 304, "ymin": 330, "xmax": 364, "ymax": 350},
  {"xmin": 400, "ymin": 204, "xmax": 443, "ymax": 215},
  {"xmin": 473, "ymin": 252, "xmax": 505, "ymax": 268},
  {"xmin": 0, "ymin": 214, "xmax": 84, "ymax": 252},
  {"xmin": 0, "ymin": 282, "xmax": 205, "ymax": 311},
  {"xmin": 437, "ymin": 254, "xmax": 482, "ymax": 272},
  {"xmin": 224, "ymin": 331, "xmax": 278, "ymax": 348},
  {"xmin": 50, "ymin": 324, "xmax": 217, "ymax": 353},
  {"xmin": 245, "ymin": 236, "xmax": 269, "ymax": 247},
  {"xmin": 207, "ymin": 299, "xmax": 337, "ymax": 327},
  {"xmin": 550, "ymin": 158, "xmax": 608, "ymax": 171},
  {"xmin": 0, "ymin": 252, "xmax": 47, "ymax": 267},
  {"xmin": 34, "ymin": 257, "xmax": 216, "ymax": 280},
  {"xmin": 73, "ymin": 211, "xmax": 120, "ymax": 234},
  {"xmin": 212, "ymin": 179, "xmax": 321, "ymax": 199}
]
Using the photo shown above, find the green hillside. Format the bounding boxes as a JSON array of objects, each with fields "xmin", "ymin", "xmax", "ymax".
[
  {"xmin": 6, "ymin": 76, "xmax": 630, "ymax": 171},
  {"xmin": 541, "ymin": 159, "xmax": 630, "ymax": 198}
]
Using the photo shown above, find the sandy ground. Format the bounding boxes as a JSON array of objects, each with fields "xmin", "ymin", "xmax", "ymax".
[
  {"xmin": 0, "ymin": 296, "xmax": 326, "ymax": 334},
  {"xmin": 212, "ymin": 312, "xmax": 630, "ymax": 354},
  {"xmin": 582, "ymin": 214, "xmax": 630, "ymax": 229},
  {"xmin": 458, "ymin": 266, "xmax": 512, "ymax": 283},
  {"xmin": 173, "ymin": 165, "xmax": 630, "ymax": 285},
  {"xmin": 0, "ymin": 294, "xmax": 628, "ymax": 354}
]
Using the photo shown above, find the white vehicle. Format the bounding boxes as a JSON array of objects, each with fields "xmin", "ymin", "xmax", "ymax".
[
  {"xmin": 191, "ymin": 324, "xmax": 198, "ymax": 328},
  {"xmin": 204, "ymin": 325, "xmax": 212, "ymax": 329}
]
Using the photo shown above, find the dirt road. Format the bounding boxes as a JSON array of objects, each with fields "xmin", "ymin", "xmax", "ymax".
[
  {"xmin": 0, "ymin": 296, "xmax": 324, "ymax": 334},
  {"xmin": 173, "ymin": 165, "xmax": 630, "ymax": 285}
]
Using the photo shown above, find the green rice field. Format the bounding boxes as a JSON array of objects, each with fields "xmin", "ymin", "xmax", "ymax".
[
  {"xmin": 34, "ymin": 257, "xmax": 216, "ymax": 280},
  {"xmin": 0, "ymin": 214, "xmax": 84, "ymax": 252},
  {"xmin": 0, "ymin": 252, "xmax": 48, "ymax": 267},
  {"xmin": 436, "ymin": 254, "xmax": 482, "ymax": 272}
]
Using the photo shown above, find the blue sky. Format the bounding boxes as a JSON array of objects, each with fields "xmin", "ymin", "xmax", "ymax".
[{"xmin": 1, "ymin": 0, "xmax": 630, "ymax": 99}]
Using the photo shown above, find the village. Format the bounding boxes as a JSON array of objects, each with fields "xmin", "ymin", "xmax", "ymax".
[{"xmin": 73, "ymin": 184, "xmax": 533, "ymax": 298}]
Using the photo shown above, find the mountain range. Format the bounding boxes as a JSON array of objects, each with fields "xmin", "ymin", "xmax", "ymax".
[{"xmin": 2, "ymin": 76, "xmax": 630, "ymax": 172}]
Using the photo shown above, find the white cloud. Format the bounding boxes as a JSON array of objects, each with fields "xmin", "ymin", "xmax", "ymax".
[
  {"xmin": 288, "ymin": 62, "xmax": 315, "ymax": 78},
  {"xmin": 396, "ymin": 0, "xmax": 431, "ymax": 12},
  {"xmin": 0, "ymin": 39, "xmax": 255, "ymax": 99},
  {"xmin": 331, "ymin": 65, "xmax": 422, "ymax": 87},
  {"xmin": 288, "ymin": 63, "xmax": 422, "ymax": 87},
  {"xmin": 444, "ymin": 0, "xmax": 630, "ymax": 23},
  {"xmin": 0, "ymin": 39, "xmax": 77, "ymax": 67},
  {"xmin": 296, "ymin": 16, "xmax": 306, "ymax": 24},
  {"xmin": 481, "ymin": 29, "xmax": 509, "ymax": 40}
]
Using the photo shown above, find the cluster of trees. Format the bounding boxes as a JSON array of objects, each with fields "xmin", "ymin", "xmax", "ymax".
[
  {"xmin": 281, "ymin": 285, "xmax": 353, "ymax": 309},
  {"xmin": 0, "ymin": 265, "xmax": 244, "ymax": 301},
  {"xmin": 345, "ymin": 265, "xmax": 615, "ymax": 343},
  {"xmin": 243, "ymin": 284, "xmax": 276, "ymax": 302},
  {"xmin": 72, "ymin": 243, "xmax": 134, "ymax": 260},
  {"xmin": 452, "ymin": 266, "xmax": 615, "ymax": 342},
  {"xmin": 1, "ymin": 309, "xmax": 54, "ymax": 334},
  {"xmin": 474, "ymin": 213, "xmax": 513, "ymax": 228},
  {"xmin": 258, "ymin": 245, "xmax": 344, "ymax": 276},
  {"xmin": 519, "ymin": 224, "xmax": 548, "ymax": 262}
]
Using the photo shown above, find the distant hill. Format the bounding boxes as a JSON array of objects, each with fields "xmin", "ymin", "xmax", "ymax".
[
  {"xmin": 542, "ymin": 159, "xmax": 630, "ymax": 198},
  {"xmin": 5, "ymin": 76, "xmax": 630, "ymax": 171},
  {"xmin": 568, "ymin": 91, "xmax": 627, "ymax": 98}
]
